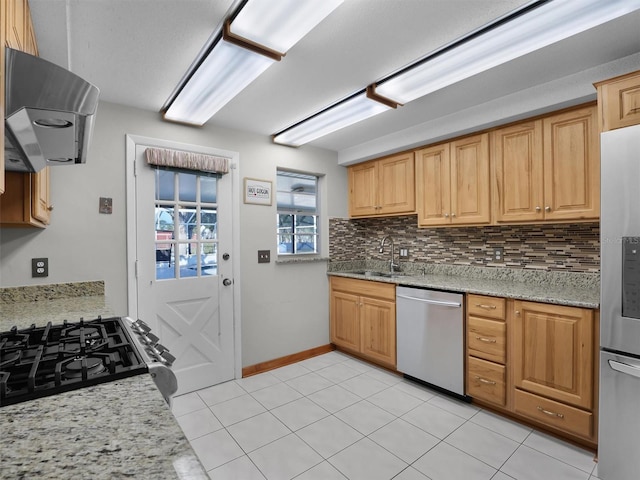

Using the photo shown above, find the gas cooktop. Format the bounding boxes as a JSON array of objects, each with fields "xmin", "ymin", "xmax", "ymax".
[{"xmin": 0, "ymin": 317, "xmax": 151, "ymax": 407}]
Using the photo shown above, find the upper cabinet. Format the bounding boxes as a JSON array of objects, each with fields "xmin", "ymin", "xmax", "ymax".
[
  {"xmin": 348, "ymin": 152, "xmax": 415, "ymax": 218},
  {"xmin": 492, "ymin": 105, "xmax": 599, "ymax": 223},
  {"xmin": 595, "ymin": 70, "xmax": 640, "ymax": 132},
  {"xmin": 416, "ymin": 133, "xmax": 490, "ymax": 227},
  {"xmin": 1, "ymin": 0, "xmax": 51, "ymax": 227}
]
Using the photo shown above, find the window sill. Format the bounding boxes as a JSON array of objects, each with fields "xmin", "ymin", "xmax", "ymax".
[{"xmin": 275, "ymin": 256, "xmax": 329, "ymax": 265}]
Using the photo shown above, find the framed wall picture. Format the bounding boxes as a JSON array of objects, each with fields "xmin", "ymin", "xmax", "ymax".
[{"xmin": 244, "ymin": 178, "xmax": 272, "ymax": 205}]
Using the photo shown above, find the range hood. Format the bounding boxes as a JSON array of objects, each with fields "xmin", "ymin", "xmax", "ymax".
[{"xmin": 4, "ymin": 47, "xmax": 100, "ymax": 173}]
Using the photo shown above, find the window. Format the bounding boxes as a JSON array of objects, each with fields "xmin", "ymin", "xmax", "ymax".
[
  {"xmin": 154, "ymin": 169, "xmax": 219, "ymax": 279},
  {"xmin": 277, "ymin": 170, "xmax": 319, "ymax": 255}
]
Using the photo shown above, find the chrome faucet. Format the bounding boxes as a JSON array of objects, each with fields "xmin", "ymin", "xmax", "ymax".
[{"xmin": 379, "ymin": 236, "xmax": 399, "ymax": 273}]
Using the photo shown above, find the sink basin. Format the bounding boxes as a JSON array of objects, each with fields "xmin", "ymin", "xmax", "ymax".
[{"xmin": 350, "ymin": 270, "xmax": 401, "ymax": 278}]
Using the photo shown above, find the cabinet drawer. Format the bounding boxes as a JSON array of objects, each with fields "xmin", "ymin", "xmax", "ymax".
[
  {"xmin": 467, "ymin": 357, "xmax": 506, "ymax": 406},
  {"xmin": 330, "ymin": 276, "xmax": 395, "ymax": 301},
  {"xmin": 514, "ymin": 389, "xmax": 593, "ymax": 439},
  {"xmin": 467, "ymin": 316, "xmax": 506, "ymax": 363},
  {"xmin": 467, "ymin": 294, "xmax": 505, "ymax": 320}
]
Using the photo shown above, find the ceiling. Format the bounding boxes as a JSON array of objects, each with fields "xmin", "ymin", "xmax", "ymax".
[{"xmin": 29, "ymin": 0, "xmax": 640, "ymax": 159}]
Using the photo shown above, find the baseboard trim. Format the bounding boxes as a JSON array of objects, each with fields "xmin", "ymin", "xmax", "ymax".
[{"xmin": 242, "ymin": 344, "xmax": 335, "ymax": 378}]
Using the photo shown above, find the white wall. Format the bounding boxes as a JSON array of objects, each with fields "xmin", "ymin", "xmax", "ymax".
[{"xmin": 0, "ymin": 101, "xmax": 348, "ymax": 367}]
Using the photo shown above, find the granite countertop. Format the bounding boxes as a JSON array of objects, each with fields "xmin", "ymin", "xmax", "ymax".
[
  {"xmin": 0, "ymin": 283, "xmax": 207, "ymax": 479},
  {"xmin": 0, "ymin": 376, "xmax": 206, "ymax": 479},
  {"xmin": 328, "ymin": 263, "xmax": 600, "ymax": 308}
]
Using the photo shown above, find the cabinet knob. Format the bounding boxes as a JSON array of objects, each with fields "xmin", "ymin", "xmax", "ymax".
[
  {"xmin": 545, "ymin": 206, "xmax": 551, "ymax": 212},
  {"xmin": 444, "ymin": 213, "xmax": 449, "ymax": 218},
  {"xmin": 515, "ymin": 310, "xmax": 520, "ymax": 315},
  {"xmin": 535, "ymin": 206, "xmax": 541, "ymax": 212},
  {"xmin": 48, "ymin": 205, "xmax": 54, "ymax": 211},
  {"xmin": 451, "ymin": 213, "xmax": 456, "ymax": 218}
]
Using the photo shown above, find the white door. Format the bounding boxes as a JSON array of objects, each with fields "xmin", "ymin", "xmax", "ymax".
[{"xmin": 130, "ymin": 139, "xmax": 236, "ymax": 396}]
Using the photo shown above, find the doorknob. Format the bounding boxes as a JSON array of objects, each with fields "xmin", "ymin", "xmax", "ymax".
[
  {"xmin": 223, "ymin": 278, "xmax": 232, "ymax": 286},
  {"xmin": 222, "ymin": 253, "xmax": 230, "ymax": 261}
]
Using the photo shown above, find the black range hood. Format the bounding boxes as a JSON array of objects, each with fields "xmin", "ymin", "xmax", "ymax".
[{"xmin": 4, "ymin": 47, "xmax": 100, "ymax": 173}]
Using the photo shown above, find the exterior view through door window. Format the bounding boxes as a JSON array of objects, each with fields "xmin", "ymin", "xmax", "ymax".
[
  {"xmin": 154, "ymin": 169, "xmax": 218, "ymax": 279},
  {"xmin": 277, "ymin": 170, "xmax": 319, "ymax": 255}
]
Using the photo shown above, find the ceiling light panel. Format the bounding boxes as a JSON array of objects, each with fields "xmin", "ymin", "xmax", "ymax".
[
  {"xmin": 164, "ymin": 42, "xmax": 274, "ymax": 125},
  {"xmin": 273, "ymin": 93, "xmax": 391, "ymax": 147},
  {"xmin": 231, "ymin": 0, "xmax": 344, "ymax": 53},
  {"xmin": 376, "ymin": 0, "xmax": 640, "ymax": 104}
]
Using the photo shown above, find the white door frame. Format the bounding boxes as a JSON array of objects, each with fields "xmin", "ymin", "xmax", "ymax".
[{"xmin": 124, "ymin": 134, "xmax": 243, "ymax": 380}]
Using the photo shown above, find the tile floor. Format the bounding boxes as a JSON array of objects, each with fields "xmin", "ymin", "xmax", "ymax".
[{"xmin": 171, "ymin": 351, "xmax": 600, "ymax": 480}]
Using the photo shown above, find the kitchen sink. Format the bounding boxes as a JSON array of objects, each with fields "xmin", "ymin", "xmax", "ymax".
[{"xmin": 350, "ymin": 270, "xmax": 404, "ymax": 278}]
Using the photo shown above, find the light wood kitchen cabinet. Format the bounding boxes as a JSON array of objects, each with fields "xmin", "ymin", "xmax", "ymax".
[
  {"xmin": 330, "ymin": 276, "xmax": 396, "ymax": 368},
  {"xmin": 348, "ymin": 152, "xmax": 415, "ymax": 218},
  {"xmin": 1, "ymin": 0, "xmax": 51, "ymax": 227},
  {"xmin": 1, "ymin": 0, "xmax": 6, "ymax": 194},
  {"xmin": 466, "ymin": 294, "xmax": 507, "ymax": 407},
  {"xmin": 511, "ymin": 300, "xmax": 595, "ymax": 439},
  {"xmin": 492, "ymin": 105, "xmax": 599, "ymax": 223},
  {"xmin": 0, "ymin": 170, "xmax": 51, "ymax": 226},
  {"xmin": 416, "ymin": 132, "xmax": 490, "ymax": 227},
  {"xmin": 595, "ymin": 70, "xmax": 640, "ymax": 132}
]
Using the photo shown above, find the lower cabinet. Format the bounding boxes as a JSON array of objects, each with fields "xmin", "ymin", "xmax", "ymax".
[
  {"xmin": 465, "ymin": 294, "xmax": 598, "ymax": 446},
  {"xmin": 330, "ymin": 276, "xmax": 396, "ymax": 368}
]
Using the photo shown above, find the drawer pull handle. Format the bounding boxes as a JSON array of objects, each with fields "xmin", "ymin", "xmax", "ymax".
[
  {"xmin": 475, "ymin": 304, "xmax": 497, "ymax": 310},
  {"xmin": 475, "ymin": 336, "xmax": 496, "ymax": 343},
  {"xmin": 474, "ymin": 376, "xmax": 496, "ymax": 385},
  {"xmin": 537, "ymin": 406, "xmax": 564, "ymax": 419}
]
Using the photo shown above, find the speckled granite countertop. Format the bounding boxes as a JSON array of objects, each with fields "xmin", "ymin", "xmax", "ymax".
[
  {"xmin": 328, "ymin": 262, "xmax": 600, "ymax": 308},
  {"xmin": 0, "ymin": 282, "xmax": 207, "ymax": 479},
  {"xmin": 0, "ymin": 376, "xmax": 206, "ymax": 479}
]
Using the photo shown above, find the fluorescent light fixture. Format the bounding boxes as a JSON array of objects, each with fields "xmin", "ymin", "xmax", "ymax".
[
  {"xmin": 232, "ymin": 0, "xmax": 344, "ymax": 54},
  {"xmin": 273, "ymin": 92, "xmax": 393, "ymax": 147},
  {"xmin": 163, "ymin": 0, "xmax": 343, "ymax": 125},
  {"xmin": 273, "ymin": 0, "xmax": 640, "ymax": 147},
  {"xmin": 376, "ymin": 0, "xmax": 640, "ymax": 104}
]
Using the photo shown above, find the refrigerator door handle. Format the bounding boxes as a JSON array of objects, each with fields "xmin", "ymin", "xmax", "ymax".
[{"xmin": 609, "ymin": 359, "xmax": 640, "ymax": 379}]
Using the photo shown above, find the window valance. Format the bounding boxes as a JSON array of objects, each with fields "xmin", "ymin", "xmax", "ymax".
[{"xmin": 145, "ymin": 147, "xmax": 230, "ymax": 174}]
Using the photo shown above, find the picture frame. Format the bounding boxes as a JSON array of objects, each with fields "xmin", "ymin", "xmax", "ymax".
[{"xmin": 243, "ymin": 178, "xmax": 272, "ymax": 205}]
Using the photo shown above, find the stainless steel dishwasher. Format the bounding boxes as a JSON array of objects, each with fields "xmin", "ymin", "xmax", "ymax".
[{"xmin": 396, "ymin": 286, "xmax": 467, "ymax": 398}]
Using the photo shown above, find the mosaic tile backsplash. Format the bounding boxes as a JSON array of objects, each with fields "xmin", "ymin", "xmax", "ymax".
[{"xmin": 329, "ymin": 216, "xmax": 600, "ymax": 273}]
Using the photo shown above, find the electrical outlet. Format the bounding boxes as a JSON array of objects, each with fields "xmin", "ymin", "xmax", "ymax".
[
  {"xmin": 493, "ymin": 247, "xmax": 504, "ymax": 263},
  {"xmin": 32, "ymin": 258, "xmax": 48, "ymax": 277},
  {"xmin": 258, "ymin": 250, "xmax": 270, "ymax": 263},
  {"xmin": 399, "ymin": 247, "xmax": 409, "ymax": 258}
]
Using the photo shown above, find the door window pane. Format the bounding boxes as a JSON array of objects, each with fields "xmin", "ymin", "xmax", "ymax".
[
  {"xmin": 155, "ymin": 170, "xmax": 174, "ymax": 201},
  {"xmin": 201, "ymin": 176, "xmax": 217, "ymax": 203},
  {"xmin": 178, "ymin": 172, "xmax": 197, "ymax": 202}
]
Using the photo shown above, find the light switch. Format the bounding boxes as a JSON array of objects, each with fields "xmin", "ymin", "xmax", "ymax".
[{"xmin": 258, "ymin": 250, "xmax": 270, "ymax": 263}]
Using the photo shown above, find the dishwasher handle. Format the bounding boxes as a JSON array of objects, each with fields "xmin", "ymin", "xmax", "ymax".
[
  {"xmin": 396, "ymin": 294, "xmax": 461, "ymax": 308},
  {"xmin": 608, "ymin": 359, "xmax": 640, "ymax": 379}
]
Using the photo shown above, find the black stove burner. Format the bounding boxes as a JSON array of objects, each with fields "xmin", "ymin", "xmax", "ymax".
[
  {"xmin": 0, "ymin": 317, "xmax": 148, "ymax": 407},
  {"xmin": 64, "ymin": 357, "xmax": 107, "ymax": 378}
]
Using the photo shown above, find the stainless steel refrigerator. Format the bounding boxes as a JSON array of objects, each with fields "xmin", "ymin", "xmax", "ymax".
[{"xmin": 599, "ymin": 123, "xmax": 640, "ymax": 480}]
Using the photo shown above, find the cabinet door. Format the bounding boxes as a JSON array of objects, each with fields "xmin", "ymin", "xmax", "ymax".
[
  {"xmin": 5, "ymin": 0, "xmax": 26, "ymax": 51},
  {"xmin": 330, "ymin": 291, "xmax": 361, "ymax": 352},
  {"xmin": 349, "ymin": 162, "xmax": 378, "ymax": 217},
  {"xmin": 1, "ymin": 0, "xmax": 5, "ymax": 194},
  {"xmin": 360, "ymin": 297, "xmax": 396, "ymax": 367},
  {"xmin": 542, "ymin": 106, "xmax": 599, "ymax": 221},
  {"xmin": 513, "ymin": 300, "xmax": 594, "ymax": 409},
  {"xmin": 596, "ymin": 71, "xmax": 640, "ymax": 131},
  {"xmin": 450, "ymin": 133, "xmax": 490, "ymax": 225},
  {"xmin": 32, "ymin": 168, "xmax": 51, "ymax": 224},
  {"xmin": 377, "ymin": 153, "xmax": 415, "ymax": 215},
  {"xmin": 415, "ymin": 143, "xmax": 451, "ymax": 226},
  {"xmin": 492, "ymin": 121, "xmax": 544, "ymax": 222}
]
